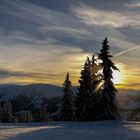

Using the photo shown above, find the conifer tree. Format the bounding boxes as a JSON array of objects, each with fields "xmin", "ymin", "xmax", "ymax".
[
  {"xmin": 91, "ymin": 55, "xmax": 101, "ymax": 94},
  {"xmin": 75, "ymin": 57, "xmax": 93, "ymax": 121},
  {"xmin": 87, "ymin": 55, "xmax": 101, "ymax": 120},
  {"xmin": 98, "ymin": 37, "xmax": 119, "ymax": 120},
  {"xmin": 60, "ymin": 73, "xmax": 74, "ymax": 121}
]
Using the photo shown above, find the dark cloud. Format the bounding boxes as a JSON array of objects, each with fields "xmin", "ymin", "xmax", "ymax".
[
  {"xmin": 0, "ymin": 69, "xmax": 65, "ymax": 80},
  {"xmin": 0, "ymin": 69, "xmax": 33, "ymax": 79},
  {"xmin": 117, "ymin": 26, "xmax": 140, "ymax": 44},
  {"xmin": 23, "ymin": 0, "xmax": 136, "ymax": 12}
]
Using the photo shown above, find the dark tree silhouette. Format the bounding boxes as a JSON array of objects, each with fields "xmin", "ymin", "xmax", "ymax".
[
  {"xmin": 90, "ymin": 55, "xmax": 101, "ymax": 94},
  {"xmin": 75, "ymin": 56, "xmax": 101, "ymax": 121},
  {"xmin": 75, "ymin": 57, "xmax": 91, "ymax": 121},
  {"xmin": 87, "ymin": 55, "xmax": 102, "ymax": 120},
  {"xmin": 60, "ymin": 73, "xmax": 74, "ymax": 121},
  {"xmin": 98, "ymin": 37, "xmax": 119, "ymax": 120}
]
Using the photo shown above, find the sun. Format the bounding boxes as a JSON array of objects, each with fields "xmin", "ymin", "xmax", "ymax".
[{"xmin": 112, "ymin": 70, "xmax": 122, "ymax": 84}]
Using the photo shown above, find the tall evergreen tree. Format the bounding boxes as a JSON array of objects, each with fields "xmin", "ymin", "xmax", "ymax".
[
  {"xmin": 91, "ymin": 55, "xmax": 101, "ymax": 94},
  {"xmin": 75, "ymin": 57, "xmax": 91, "ymax": 120},
  {"xmin": 98, "ymin": 37, "xmax": 119, "ymax": 120},
  {"xmin": 87, "ymin": 55, "xmax": 102, "ymax": 120},
  {"xmin": 60, "ymin": 73, "xmax": 74, "ymax": 121}
]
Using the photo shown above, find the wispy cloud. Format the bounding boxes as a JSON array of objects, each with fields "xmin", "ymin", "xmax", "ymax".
[
  {"xmin": 0, "ymin": 0, "xmax": 139, "ymax": 88},
  {"xmin": 0, "ymin": 39, "xmax": 89, "ymax": 85},
  {"xmin": 125, "ymin": 2, "xmax": 140, "ymax": 8},
  {"xmin": 0, "ymin": 69, "xmax": 34, "ymax": 79},
  {"xmin": 71, "ymin": 3, "xmax": 140, "ymax": 28}
]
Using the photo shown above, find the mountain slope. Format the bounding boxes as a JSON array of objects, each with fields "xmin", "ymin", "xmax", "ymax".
[{"xmin": 0, "ymin": 84, "xmax": 78, "ymax": 99}]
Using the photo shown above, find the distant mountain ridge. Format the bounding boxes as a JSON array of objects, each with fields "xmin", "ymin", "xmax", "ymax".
[
  {"xmin": 0, "ymin": 83, "xmax": 140, "ymax": 111},
  {"xmin": 0, "ymin": 84, "xmax": 78, "ymax": 99},
  {"xmin": 0, "ymin": 83, "xmax": 139, "ymax": 100}
]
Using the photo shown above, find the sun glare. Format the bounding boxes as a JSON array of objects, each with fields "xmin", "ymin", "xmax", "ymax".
[{"xmin": 112, "ymin": 70, "xmax": 122, "ymax": 84}]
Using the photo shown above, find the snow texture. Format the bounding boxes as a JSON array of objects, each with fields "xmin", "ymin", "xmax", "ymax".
[{"xmin": 0, "ymin": 121, "xmax": 140, "ymax": 140}]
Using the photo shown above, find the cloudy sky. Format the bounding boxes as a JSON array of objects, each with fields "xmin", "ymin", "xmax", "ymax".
[{"xmin": 0, "ymin": 0, "xmax": 139, "ymax": 89}]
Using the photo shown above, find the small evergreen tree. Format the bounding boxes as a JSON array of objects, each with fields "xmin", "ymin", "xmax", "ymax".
[
  {"xmin": 98, "ymin": 37, "xmax": 119, "ymax": 120},
  {"xmin": 60, "ymin": 73, "xmax": 74, "ymax": 121}
]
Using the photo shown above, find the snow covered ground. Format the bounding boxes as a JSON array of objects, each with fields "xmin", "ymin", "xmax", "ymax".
[{"xmin": 0, "ymin": 121, "xmax": 140, "ymax": 140}]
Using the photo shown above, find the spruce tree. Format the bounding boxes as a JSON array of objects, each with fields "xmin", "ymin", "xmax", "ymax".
[
  {"xmin": 60, "ymin": 73, "xmax": 74, "ymax": 121},
  {"xmin": 75, "ymin": 57, "xmax": 93, "ymax": 121},
  {"xmin": 87, "ymin": 55, "xmax": 101, "ymax": 120},
  {"xmin": 91, "ymin": 55, "xmax": 101, "ymax": 94},
  {"xmin": 98, "ymin": 37, "xmax": 119, "ymax": 120}
]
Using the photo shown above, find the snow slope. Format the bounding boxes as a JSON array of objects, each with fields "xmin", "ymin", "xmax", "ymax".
[{"xmin": 0, "ymin": 121, "xmax": 140, "ymax": 140}]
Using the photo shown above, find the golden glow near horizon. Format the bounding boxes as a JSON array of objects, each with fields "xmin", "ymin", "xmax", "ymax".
[
  {"xmin": 0, "ymin": 43, "xmax": 138, "ymax": 90},
  {"xmin": 0, "ymin": 56, "xmax": 139, "ymax": 90},
  {"xmin": 111, "ymin": 62, "xmax": 140, "ymax": 90},
  {"xmin": 0, "ymin": 0, "xmax": 139, "ymax": 91}
]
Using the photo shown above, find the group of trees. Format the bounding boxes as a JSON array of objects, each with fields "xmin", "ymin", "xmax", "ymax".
[
  {"xmin": 0, "ymin": 101, "xmax": 15, "ymax": 123},
  {"xmin": 0, "ymin": 37, "xmax": 119, "ymax": 123},
  {"xmin": 60, "ymin": 38, "xmax": 119, "ymax": 121},
  {"xmin": 0, "ymin": 94, "xmax": 50, "ymax": 123}
]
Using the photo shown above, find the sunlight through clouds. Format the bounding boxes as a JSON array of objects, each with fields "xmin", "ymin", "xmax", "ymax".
[{"xmin": 0, "ymin": 0, "xmax": 139, "ymax": 89}]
